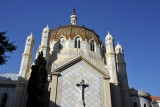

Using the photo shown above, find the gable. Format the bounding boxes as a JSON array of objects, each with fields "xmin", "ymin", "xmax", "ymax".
[
  {"xmin": 51, "ymin": 55, "xmax": 110, "ymax": 79},
  {"xmin": 56, "ymin": 61, "xmax": 105, "ymax": 107}
]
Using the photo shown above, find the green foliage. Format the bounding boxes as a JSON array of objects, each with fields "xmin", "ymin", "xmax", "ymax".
[
  {"xmin": 26, "ymin": 52, "xmax": 47, "ymax": 107},
  {"xmin": 0, "ymin": 32, "xmax": 17, "ymax": 65}
]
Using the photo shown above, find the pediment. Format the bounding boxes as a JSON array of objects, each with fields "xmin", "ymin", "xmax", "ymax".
[{"xmin": 51, "ymin": 53, "xmax": 110, "ymax": 79}]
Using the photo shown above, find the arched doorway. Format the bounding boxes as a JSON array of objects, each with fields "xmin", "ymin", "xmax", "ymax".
[{"xmin": 144, "ymin": 103, "xmax": 147, "ymax": 107}]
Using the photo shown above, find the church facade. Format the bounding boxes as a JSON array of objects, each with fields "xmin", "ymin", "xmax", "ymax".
[{"xmin": 0, "ymin": 9, "xmax": 152, "ymax": 107}]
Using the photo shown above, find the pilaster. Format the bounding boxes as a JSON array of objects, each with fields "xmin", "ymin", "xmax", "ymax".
[
  {"xmin": 49, "ymin": 72, "xmax": 59, "ymax": 107},
  {"xmin": 103, "ymin": 76, "xmax": 112, "ymax": 107}
]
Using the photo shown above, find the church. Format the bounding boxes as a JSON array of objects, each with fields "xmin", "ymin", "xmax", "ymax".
[{"xmin": 0, "ymin": 9, "xmax": 152, "ymax": 107}]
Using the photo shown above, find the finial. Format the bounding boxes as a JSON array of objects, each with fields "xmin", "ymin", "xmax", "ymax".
[
  {"xmin": 28, "ymin": 32, "xmax": 34, "ymax": 39},
  {"xmin": 30, "ymin": 32, "xmax": 34, "ymax": 38},
  {"xmin": 117, "ymin": 41, "xmax": 119, "ymax": 45},
  {"xmin": 108, "ymin": 31, "xmax": 110, "ymax": 34},
  {"xmin": 73, "ymin": 8, "xmax": 76, "ymax": 15},
  {"xmin": 47, "ymin": 24, "xmax": 49, "ymax": 28}
]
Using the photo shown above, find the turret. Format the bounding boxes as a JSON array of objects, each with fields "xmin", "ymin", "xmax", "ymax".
[
  {"xmin": 12, "ymin": 32, "xmax": 35, "ymax": 107},
  {"xmin": 70, "ymin": 9, "xmax": 77, "ymax": 25},
  {"xmin": 105, "ymin": 31, "xmax": 122, "ymax": 107},
  {"xmin": 37, "ymin": 24, "xmax": 50, "ymax": 60},
  {"xmin": 105, "ymin": 31, "xmax": 118, "ymax": 83},
  {"xmin": 19, "ymin": 32, "xmax": 35, "ymax": 78},
  {"xmin": 115, "ymin": 42, "xmax": 131, "ymax": 107}
]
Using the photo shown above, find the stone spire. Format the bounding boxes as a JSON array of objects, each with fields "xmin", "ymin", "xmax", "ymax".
[{"xmin": 70, "ymin": 9, "xmax": 77, "ymax": 25}]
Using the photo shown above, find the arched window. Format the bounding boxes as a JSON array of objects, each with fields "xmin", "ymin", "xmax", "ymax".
[
  {"xmin": 75, "ymin": 37, "xmax": 81, "ymax": 48},
  {"xmin": 144, "ymin": 103, "xmax": 147, "ymax": 107},
  {"xmin": 1, "ymin": 93, "xmax": 8, "ymax": 107},
  {"xmin": 90, "ymin": 40, "xmax": 94, "ymax": 52},
  {"xmin": 134, "ymin": 102, "xmax": 138, "ymax": 107}
]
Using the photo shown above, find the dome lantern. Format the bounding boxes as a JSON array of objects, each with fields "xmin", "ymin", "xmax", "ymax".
[{"xmin": 70, "ymin": 9, "xmax": 77, "ymax": 25}]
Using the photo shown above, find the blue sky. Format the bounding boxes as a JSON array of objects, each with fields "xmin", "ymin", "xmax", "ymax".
[{"xmin": 0, "ymin": 0, "xmax": 160, "ymax": 96}]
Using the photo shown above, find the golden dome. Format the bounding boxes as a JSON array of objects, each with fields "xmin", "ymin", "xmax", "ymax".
[{"xmin": 50, "ymin": 25, "xmax": 104, "ymax": 46}]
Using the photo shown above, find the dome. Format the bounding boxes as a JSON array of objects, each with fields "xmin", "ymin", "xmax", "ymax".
[{"xmin": 50, "ymin": 25, "xmax": 104, "ymax": 46}]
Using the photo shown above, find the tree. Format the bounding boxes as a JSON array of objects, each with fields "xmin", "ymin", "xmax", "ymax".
[
  {"xmin": 26, "ymin": 52, "xmax": 47, "ymax": 107},
  {"xmin": 0, "ymin": 32, "xmax": 17, "ymax": 65}
]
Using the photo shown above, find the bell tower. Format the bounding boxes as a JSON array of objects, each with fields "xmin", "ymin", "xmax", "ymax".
[{"xmin": 70, "ymin": 9, "xmax": 77, "ymax": 25}]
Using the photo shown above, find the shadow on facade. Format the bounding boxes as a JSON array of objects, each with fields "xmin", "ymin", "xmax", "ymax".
[
  {"xmin": 12, "ymin": 76, "xmax": 62, "ymax": 107},
  {"xmin": 100, "ymin": 47, "xmax": 106, "ymax": 65},
  {"xmin": 12, "ymin": 77, "xmax": 28, "ymax": 107},
  {"xmin": 47, "ymin": 40, "xmax": 63, "ymax": 73},
  {"xmin": 49, "ymin": 101, "xmax": 61, "ymax": 107},
  {"xmin": 44, "ymin": 40, "xmax": 63, "ymax": 107},
  {"xmin": 110, "ymin": 83, "xmax": 122, "ymax": 107},
  {"xmin": 110, "ymin": 83, "xmax": 140, "ymax": 107},
  {"xmin": 0, "ymin": 75, "xmax": 18, "ymax": 107}
]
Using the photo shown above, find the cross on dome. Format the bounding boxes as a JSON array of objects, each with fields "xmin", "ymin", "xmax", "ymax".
[{"xmin": 72, "ymin": 8, "xmax": 76, "ymax": 15}]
